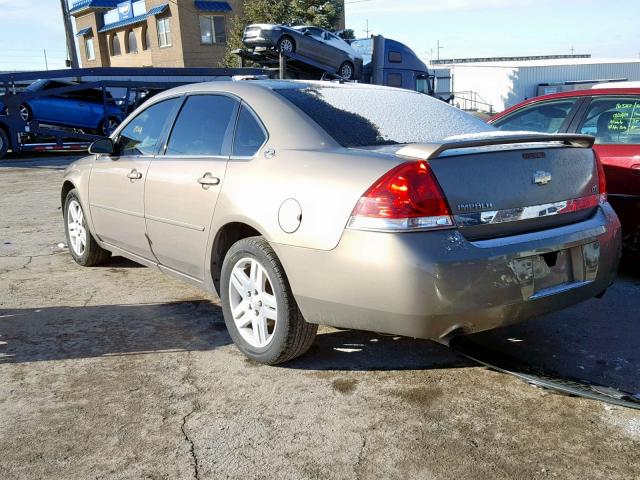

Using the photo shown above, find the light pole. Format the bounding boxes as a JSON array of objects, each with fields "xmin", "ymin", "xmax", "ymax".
[{"xmin": 60, "ymin": 0, "xmax": 80, "ymax": 69}]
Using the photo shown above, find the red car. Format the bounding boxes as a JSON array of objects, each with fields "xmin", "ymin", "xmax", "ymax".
[{"xmin": 489, "ymin": 88, "xmax": 640, "ymax": 257}]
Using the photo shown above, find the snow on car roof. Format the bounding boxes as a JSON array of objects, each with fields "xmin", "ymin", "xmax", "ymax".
[{"xmin": 270, "ymin": 82, "xmax": 495, "ymax": 147}]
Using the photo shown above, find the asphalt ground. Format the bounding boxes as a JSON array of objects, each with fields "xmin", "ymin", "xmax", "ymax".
[{"xmin": 1, "ymin": 153, "xmax": 639, "ymax": 479}]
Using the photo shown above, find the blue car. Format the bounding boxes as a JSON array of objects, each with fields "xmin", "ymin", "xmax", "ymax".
[{"xmin": 18, "ymin": 80, "xmax": 124, "ymax": 134}]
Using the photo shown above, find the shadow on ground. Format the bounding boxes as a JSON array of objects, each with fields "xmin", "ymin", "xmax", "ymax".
[
  {"xmin": 1, "ymin": 268, "xmax": 638, "ymax": 393},
  {"xmin": 0, "ymin": 300, "xmax": 229, "ymax": 363},
  {"xmin": 286, "ymin": 330, "xmax": 475, "ymax": 371},
  {"xmin": 464, "ymin": 270, "xmax": 640, "ymax": 394}
]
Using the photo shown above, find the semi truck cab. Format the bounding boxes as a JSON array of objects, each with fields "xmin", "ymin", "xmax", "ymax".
[{"xmin": 350, "ymin": 35, "xmax": 435, "ymax": 95}]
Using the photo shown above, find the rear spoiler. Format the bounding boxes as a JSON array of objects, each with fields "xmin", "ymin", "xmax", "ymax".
[{"xmin": 397, "ymin": 134, "xmax": 595, "ymax": 160}]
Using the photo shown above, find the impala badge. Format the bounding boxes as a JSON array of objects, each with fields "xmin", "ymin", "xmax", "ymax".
[{"xmin": 533, "ymin": 171, "xmax": 552, "ymax": 186}]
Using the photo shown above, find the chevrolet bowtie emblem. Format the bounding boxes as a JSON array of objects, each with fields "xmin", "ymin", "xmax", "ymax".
[{"xmin": 533, "ymin": 171, "xmax": 552, "ymax": 186}]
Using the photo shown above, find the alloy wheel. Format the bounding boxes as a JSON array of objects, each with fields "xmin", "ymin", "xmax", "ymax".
[
  {"xmin": 340, "ymin": 63, "xmax": 353, "ymax": 79},
  {"xmin": 279, "ymin": 38, "xmax": 294, "ymax": 53},
  {"xmin": 19, "ymin": 105, "xmax": 30, "ymax": 122},
  {"xmin": 103, "ymin": 118, "xmax": 119, "ymax": 135},
  {"xmin": 67, "ymin": 199, "xmax": 87, "ymax": 257},
  {"xmin": 228, "ymin": 257, "xmax": 278, "ymax": 348}
]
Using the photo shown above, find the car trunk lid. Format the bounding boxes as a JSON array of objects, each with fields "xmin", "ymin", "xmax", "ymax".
[{"xmin": 395, "ymin": 134, "xmax": 601, "ymax": 240}]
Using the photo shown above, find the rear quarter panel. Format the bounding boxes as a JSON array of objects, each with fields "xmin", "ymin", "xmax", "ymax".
[{"xmin": 211, "ymin": 147, "xmax": 401, "ymax": 251}]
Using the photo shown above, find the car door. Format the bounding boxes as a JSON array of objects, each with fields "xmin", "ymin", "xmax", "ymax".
[
  {"xmin": 62, "ymin": 89, "xmax": 96, "ymax": 128},
  {"xmin": 571, "ymin": 95, "xmax": 640, "ymax": 197},
  {"xmin": 300, "ymin": 27, "xmax": 334, "ymax": 65},
  {"xmin": 571, "ymin": 95, "xmax": 640, "ymax": 242},
  {"xmin": 491, "ymin": 98, "xmax": 582, "ymax": 133},
  {"xmin": 28, "ymin": 81, "xmax": 82, "ymax": 126},
  {"xmin": 89, "ymin": 97, "xmax": 181, "ymax": 260},
  {"xmin": 144, "ymin": 94, "xmax": 239, "ymax": 280}
]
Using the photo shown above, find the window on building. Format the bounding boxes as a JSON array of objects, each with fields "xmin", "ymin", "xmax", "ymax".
[
  {"xmin": 199, "ymin": 15, "xmax": 226, "ymax": 44},
  {"xmin": 85, "ymin": 37, "xmax": 95, "ymax": 61},
  {"xmin": 127, "ymin": 30, "xmax": 138, "ymax": 54},
  {"xmin": 233, "ymin": 105, "xmax": 267, "ymax": 157},
  {"xmin": 117, "ymin": 98, "xmax": 181, "ymax": 156},
  {"xmin": 157, "ymin": 17, "xmax": 172, "ymax": 47},
  {"xmin": 111, "ymin": 34, "xmax": 121, "ymax": 56},
  {"xmin": 577, "ymin": 97, "xmax": 640, "ymax": 144},
  {"xmin": 166, "ymin": 95, "xmax": 238, "ymax": 156},
  {"xmin": 142, "ymin": 26, "xmax": 151, "ymax": 50}
]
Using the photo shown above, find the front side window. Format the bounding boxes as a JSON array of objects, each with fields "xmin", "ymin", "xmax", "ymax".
[
  {"xmin": 111, "ymin": 34, "xmax": 121, "ymax": 56},
  {"xmin": 127, "ymin": 30, "xmax": 138, "ymax": 54},
  {"xmin": 577, "ymin": 97, "xmax": 640, "ymax": 144},
  {"xmin": 199, "ymin": 15, "xmax": 226, "ymax": 44},
  {"xmin": 493, "ymin": 99, "xmax": 577, "ymax": 133},
  {"xmin": 85, "ymin": 37, "xmax": 95, "ymax": 60},
  {"xmin": 166, "ymin": 95, "xmax": 237, "ymax": 156},
  {"xmin": 157, "ymin": 17, "xmax": 172, "ymax": 47},
  {"xmin": 117, "ymin": 98, "xmax": 180, "ymax": 156},
  {"xmin": 233, "ymin": 105, "xmax": 267, "ymax": 157}
]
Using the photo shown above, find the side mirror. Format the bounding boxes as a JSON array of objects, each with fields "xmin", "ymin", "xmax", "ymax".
[
  {"xmin": 304, "ymin": 31, "xmax": 313, "ymax": 37},
  {"xmin": 89, "ymin": 137, "xmax": 115, "ymax": 155}
]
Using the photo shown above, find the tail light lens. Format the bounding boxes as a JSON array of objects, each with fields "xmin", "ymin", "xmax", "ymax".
[
  {"xmin": 347, "ymin": 160, "xmax": 454, "ymax": 232},
  {"xmin": 594, "ymin": 150, "xmax": 607, "ymax": 203}
]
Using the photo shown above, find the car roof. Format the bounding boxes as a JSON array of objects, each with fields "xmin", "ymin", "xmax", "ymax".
[
  {"xmin": 489, "ymin": 87, "xmax": 640, "ymax": 122},
  {"xmin": 147, "ymin": 79, "xmax": 423, "ymax": 103}
]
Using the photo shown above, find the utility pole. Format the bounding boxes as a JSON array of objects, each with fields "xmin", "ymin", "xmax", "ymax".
[
  {"xmin": 59, "ymin": 0, "xmax": 79, "ymax": 69},
  {"xmin": 570, "ymin": 45, "xmax": 575, "ymax": 55},
  {"xmin": 363, "ymin": 19, "xmax": 370, "ymax": 37},
  {"xmin": 44, "ymin": 49, "xmax": 49, "ymax": 70},
  {"xmin": 436, "ymin": 40, "xmax": 444, "ymax": 61}
]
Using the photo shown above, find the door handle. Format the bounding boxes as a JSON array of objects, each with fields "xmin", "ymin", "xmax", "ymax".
[
  {"xmin": 127, "ymin": 169, "xmax": 143, "ymax": 180},
  {"xmin": 198, "ymin": 172, "xmax": 220, "ymax": 189}
]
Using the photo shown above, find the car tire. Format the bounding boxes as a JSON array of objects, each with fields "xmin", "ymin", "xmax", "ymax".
[
  {"xmin": 220, "ymin": 236, "xmax": 317, "ymax": 365},
  {"xmin": 338, "ymin": 61, "xmax": 355, "ymax": 80},
  {"xmin": 277, "ymin": 35, "xmax": 296, "ymax": 54},
  {"xmin": 64, "ymin": 189, "xmax": 111, "ymax": 267},
  {"xmin": 99, "ymin": 117, "xmax": 120, "ymax": 136},
  {"xmin": 0, "ymin": 127, "xmax": 8, "ymax": 159},
  {"xmin": 19, "ymin": 104, "xmax": 31, "ymax": 122}
]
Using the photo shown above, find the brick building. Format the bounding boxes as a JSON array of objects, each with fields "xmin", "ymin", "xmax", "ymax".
[{"xmin": 70, "ymin": 0, "xmax": 346, "ymax": 68}]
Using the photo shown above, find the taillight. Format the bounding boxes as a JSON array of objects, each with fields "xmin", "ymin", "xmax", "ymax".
[
  {"xmin": 594, "ymin": 150, "xmax": 607, "ymax": 203},
  {"xmin": 347, "ymin": 160, "xmax": 454, "ymax": 232}
]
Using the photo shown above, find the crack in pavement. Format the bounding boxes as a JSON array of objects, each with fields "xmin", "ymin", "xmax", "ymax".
[
  {"xmin": 0, "ymin": 252, "xmax": 65, "ymax": 276},
  {"xmin": 181, "ymin": 409, "xmax": 201, "ymax": 480},
  {"xmin": 180, "ymin": 348, "xmax": 202, "ymax": 480},
  {"xmin": 355, "ymin": 433, "xmax": 367, "ymax": 480}
]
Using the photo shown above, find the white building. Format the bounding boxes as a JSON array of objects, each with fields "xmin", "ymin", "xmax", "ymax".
[{"xmin": 429, "ymin": 57, "xmax": 640, "ymax": 113}]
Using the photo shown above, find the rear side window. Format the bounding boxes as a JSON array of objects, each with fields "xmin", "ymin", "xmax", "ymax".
[
  {"xmin": 233, "ymin": 105, "xmax": 267, "ymax": 157},
  {"xmin": 166, "ymin": 95, "xmax": 238, "ymax": 156},
  {"xmin": 117, "ymin": 97, "xmax": 180, "ymax": 156},
  {"xmin": 577, "ymin": 97, "xmax": 640, "ymax": 144},
  {"xmin": 493, "ymin": 99, "xmax": 577, "ymax": 133}
]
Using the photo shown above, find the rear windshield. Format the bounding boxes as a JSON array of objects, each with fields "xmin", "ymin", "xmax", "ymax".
[{"xmin": 274, "ymin": 85, "xmax": 494, "ymax": 147}]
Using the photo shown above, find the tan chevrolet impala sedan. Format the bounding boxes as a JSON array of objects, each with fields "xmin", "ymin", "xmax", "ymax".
[{"xmin": 61, "ymin": 80, "xmax": 621, "ymax": 364}]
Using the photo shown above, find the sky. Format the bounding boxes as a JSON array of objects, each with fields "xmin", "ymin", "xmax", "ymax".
[{"xmin": 0, "ymin": 0, "xmax": 638, "ymax": 71}]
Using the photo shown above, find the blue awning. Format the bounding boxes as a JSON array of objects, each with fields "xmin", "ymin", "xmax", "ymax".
[
  {"xmin": 76, "ymin": 27, "xmax": 93, "ymax": 37},
  {"xmin": 194, "ymin": 1, "xmax": 232, "ymax": 12},
  {"xmin": 70, "ymin": 0, "xmax": 119, "ymax": 14},
  {"xmin": 98, "ymin": 4, "xmax": 169, "ymax": 33}
]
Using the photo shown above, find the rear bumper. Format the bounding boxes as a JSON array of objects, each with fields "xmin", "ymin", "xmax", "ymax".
[{"xmin": 272, "ymin": 203, "xmax": 622, "ymax": 340}]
